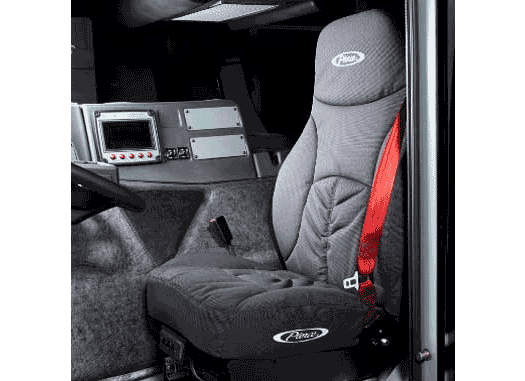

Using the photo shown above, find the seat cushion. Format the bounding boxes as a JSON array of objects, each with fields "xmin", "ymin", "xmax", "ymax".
[{"xmin": 146, "ymin": 249, "xmax": 369, "ymax": 359}]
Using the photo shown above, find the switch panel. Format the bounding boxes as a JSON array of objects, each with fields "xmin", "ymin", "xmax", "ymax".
[
  {"xmin": 177, "ymin": 147, "xmax": 190, "ymax": 160},
  {"xmin": 165, "ymin": 148, "xmax": 178, "ymax": 160}
]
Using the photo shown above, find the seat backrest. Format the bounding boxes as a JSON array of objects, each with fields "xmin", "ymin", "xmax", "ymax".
[{"xmin": 272, "ymin": 9, "xmax": 406, "ymax": 318}]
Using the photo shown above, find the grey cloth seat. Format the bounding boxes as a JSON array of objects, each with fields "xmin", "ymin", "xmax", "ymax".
[{"xmin": 146, "ymin": 9, "xmax": 406, "ymax": 360}]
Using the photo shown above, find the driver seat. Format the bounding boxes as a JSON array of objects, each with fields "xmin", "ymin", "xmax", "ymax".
[{"xmin": 146, "ymin": 9, "xmax": 406, "ymax": 377}]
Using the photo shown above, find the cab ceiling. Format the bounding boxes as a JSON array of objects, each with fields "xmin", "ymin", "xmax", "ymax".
[{"xmin": 72, "ymin": 0, "xmax": 315, "ymax": 27}]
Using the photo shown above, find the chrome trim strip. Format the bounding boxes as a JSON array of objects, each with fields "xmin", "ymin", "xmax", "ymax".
[{"xmin": 407, "ymin": 0, "xmax": 439, "ymax": 379}]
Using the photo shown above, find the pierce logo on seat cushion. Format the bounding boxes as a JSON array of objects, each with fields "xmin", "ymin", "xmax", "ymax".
[
  {"xmin": 273, "ymin": 328, "xmax": 329, "ymax": 343},
  {"xmin": 331, "ymin": 51, "xmax": 365, "ymax": 67}
]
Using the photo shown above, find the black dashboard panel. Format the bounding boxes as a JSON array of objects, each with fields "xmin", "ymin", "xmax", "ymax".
[{"xmin": 79, "ymin": 100, "xmax": 258, "ymax": 183}]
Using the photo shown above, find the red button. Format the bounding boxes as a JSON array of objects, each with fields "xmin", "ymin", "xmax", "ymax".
[
  {"xmin": 129, "ymin": 153, "xmax": 135, "ymax": 159},
  {"xmin": 147, "ymin": 152, "xmax": 152, "ymax": 158},
  {"xmin": 119, "ymin": 154, "xmax": 125, "ymax": 159},
  {"xmin": 110, "ymin": 154, "xmax": 116, "ymax": 160},
  {"xmin": 138, "ymin": 153, "xmax": 144, "ymax": 158}
]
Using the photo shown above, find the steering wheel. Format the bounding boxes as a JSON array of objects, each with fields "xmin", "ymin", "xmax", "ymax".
[{"xmin": 71, "ymin": 162, "xmax": 146, "ymax": 217}]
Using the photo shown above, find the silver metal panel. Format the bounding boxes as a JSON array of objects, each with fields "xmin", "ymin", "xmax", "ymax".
[
  {"xmin": 184, "ymin": 107, "xmax": 242, "ymax": 130},
  {"xmin": 190, "ymin": 135, "xmax": 247, "ymax": 160}
]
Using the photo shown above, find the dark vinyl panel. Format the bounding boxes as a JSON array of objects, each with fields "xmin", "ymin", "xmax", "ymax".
[
  {"xmin": 71, "ymin": 69, "xmax": 97, "ymax": 103},
  {"xmin": 72, "ymin": 17, "xmax": 94, "ymax": 64},
  {"xmin": 72, "ymin": 17, "xmax": 97, "ymax": 103},
  {"xmin": 220, "ymin": 63, "xmax": 267, "ymax": 134}
]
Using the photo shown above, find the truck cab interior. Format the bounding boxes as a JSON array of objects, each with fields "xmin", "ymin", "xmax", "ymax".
[{"xmin": 70, "ymin": 1, "xmax": 454, "ymax": 381}]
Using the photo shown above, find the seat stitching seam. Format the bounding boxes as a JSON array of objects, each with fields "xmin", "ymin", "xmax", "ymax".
[
  {"xmin": 286, "ymin": 115, "xmax": 318, "ymax": 259},
  {"xmin": 313, "ymin": 86, "xmax": 406, "ymax": 107},
  {"xmin": 323, "ymin": 177, "xmax": 340, "ymax": 282},
  {"xmin": 314, "ymin": 174, "xmax": 372, "ymax": 189}
]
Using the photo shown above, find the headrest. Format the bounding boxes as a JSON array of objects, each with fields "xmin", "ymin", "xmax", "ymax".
[{"xmin": 314, "ymin": 9, "xmax": 405, "ymax": 106}]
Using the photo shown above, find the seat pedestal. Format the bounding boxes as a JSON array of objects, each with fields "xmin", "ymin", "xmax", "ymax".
[{"xmin": 155, "ymin": 318, "xmax": 403, "ymax": 381}]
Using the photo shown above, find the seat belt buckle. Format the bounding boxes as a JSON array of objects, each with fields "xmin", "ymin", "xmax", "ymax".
[
  {"xmin": 343, "ymin": 271, "xmax": 373, "ymax": 291},
  {"xmin": 343, "ymin": 271, "xmax": 360, "ymax": 291}
]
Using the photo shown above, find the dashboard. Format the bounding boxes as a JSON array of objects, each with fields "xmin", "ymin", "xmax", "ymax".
[{"xmin": 71, "ymin": 100, "xmax": 290, "ymax": 183}]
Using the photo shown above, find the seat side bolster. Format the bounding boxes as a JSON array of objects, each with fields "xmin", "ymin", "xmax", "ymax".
[{"xmin": 272, "ymin": 116, "xmax": 318, "ymax": 259}]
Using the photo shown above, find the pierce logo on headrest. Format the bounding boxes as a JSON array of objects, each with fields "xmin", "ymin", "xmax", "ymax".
[
  {"xmin": 331, "ymin": 51, "xmax": 365, "ymax": 67},
  {"xmin": 273, "ymin": 328, "xmax": 329, "ymax": 343}
]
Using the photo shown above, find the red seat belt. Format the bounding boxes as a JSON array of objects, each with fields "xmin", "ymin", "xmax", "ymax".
[{"xmin": 343, "ymin": 101, "xmax": 406, "ymax": 324}]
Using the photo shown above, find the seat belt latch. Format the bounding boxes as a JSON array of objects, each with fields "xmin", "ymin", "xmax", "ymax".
[
  {"xmin": 343, "ymin": 270, "xmax": 373, "ymax": 291},
  {"xmin": 209, "ymin": 216, "xmax": 233, "ymax": 247},
  {"xmin": 343, "ymin": 271, "xmax": 360, "ymax": 291}
]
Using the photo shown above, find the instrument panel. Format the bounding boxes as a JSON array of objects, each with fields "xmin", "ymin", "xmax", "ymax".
[
  {"xmin": 76, "ymin": 100, "xmax": 256, "ymax": 183},
  {"xmin": 71, "ymin": 100, "xmax": 289, "ymax": 183}
]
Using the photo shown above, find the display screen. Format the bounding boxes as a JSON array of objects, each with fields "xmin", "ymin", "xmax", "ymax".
[{"xmin": 102, "ymin": 121, "xmax": 154, "ymax": 150}]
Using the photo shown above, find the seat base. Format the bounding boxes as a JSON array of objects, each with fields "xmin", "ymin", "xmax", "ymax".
[
  {"xmin": 158, "ymin": 327, "xmax": 402, "ymax": 381},
  {"xmin": 152, "ymin": 311, "xmax": 404, "ymax": 381}
]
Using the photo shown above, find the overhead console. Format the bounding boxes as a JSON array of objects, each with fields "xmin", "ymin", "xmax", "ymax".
[{"xmin": 80, "ymin": 100, "xmax": 257, "ymax": 183}]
